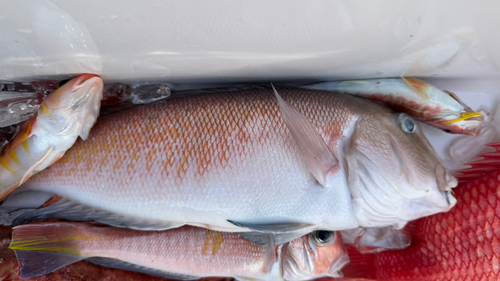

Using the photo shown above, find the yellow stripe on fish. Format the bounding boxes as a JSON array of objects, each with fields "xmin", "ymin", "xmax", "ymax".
[
  {"xmin": 9, "ymin": 150, "xmax": 20, "ymax": 165},
  {"xmin": 0, "ymin": 156, "xmax": 15, "ymax": 175},
  {"xmin": 22, "ymin": 140, "xmax": 30, "ymax": 155},
  {"xmin": 445, "ymin": 112, "xmax": 482, "ymax": 124},
  {"xmin": 202, "ymin": 230, "xmax": 225, "ymax": 256}
]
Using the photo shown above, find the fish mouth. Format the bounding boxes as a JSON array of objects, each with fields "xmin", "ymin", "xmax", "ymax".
[
  {"xmin": 327, "ymin": 253, "xmax": 350, "ymax": 277},
  {"xmin": 435, "ymin": 164, "xmax": 458, "ymax": 208},
  {"xmin": 71, "ymin": 74, "xmax": 101, "ymax": 92}
]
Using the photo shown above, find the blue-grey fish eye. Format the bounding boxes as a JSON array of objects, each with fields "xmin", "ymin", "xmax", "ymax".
[
  {"xmin": 400, "ymin": 115, "xmax": 416, "ymax": 133},
  {"xmin": 310, "ymin": 230, "xmax": 336, "ymax": 246}
]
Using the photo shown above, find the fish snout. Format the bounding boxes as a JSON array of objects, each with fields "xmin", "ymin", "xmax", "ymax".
[{"xmin": 71, "ymin": 74, "xmax": 101, "ymax": 92}]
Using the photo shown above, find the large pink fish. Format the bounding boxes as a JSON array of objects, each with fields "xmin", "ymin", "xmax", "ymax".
[{"xmin": 16, "ymin": 86, "xmax": 456, "ymax": 239}]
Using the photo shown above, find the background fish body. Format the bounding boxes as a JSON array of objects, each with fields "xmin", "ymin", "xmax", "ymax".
[
  {"xmin": 10, "ymin": 223, "xmax": 347, "ymax": 280},
  {"xmin": 0, "ymin": 75, "xmax": 103, "ymax": 200},
  {"xmin": 20, "ymin": 88, "xmax": 454, "ymax": 232},
  {"xmin": 304, "ymin": 78, "xmax": 483, "ymax": 136}
]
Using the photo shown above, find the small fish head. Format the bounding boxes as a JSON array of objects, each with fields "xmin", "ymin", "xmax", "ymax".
[
  {"xmin": 346, "ymin": 110, "xmax": 457, "ymax": 228},
  {"xmin": 432, "ymin": 112, "xmax": 484, "ymax": 136},
  {"xmin": 281, "ymin": 231, "xmax": 348, "ymax": 280},
  {"xmin": 38, "ymin": 74, "xmax": 104, "ymax": 140}
]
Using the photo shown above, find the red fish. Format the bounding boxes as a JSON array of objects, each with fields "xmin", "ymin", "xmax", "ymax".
[{"xmin": 335, "ymin": 142, "xmax": 500, "ymax": 280}]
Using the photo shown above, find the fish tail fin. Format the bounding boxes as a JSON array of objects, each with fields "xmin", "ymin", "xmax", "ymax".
[{"xmin": 9, "ymin": 222, "xmax": 89, "ymax": 279}]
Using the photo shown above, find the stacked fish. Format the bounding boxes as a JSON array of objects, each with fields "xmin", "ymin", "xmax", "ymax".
[{"xmin": 0, "ymin": 75, "xmax": 483, "ymax": 280}]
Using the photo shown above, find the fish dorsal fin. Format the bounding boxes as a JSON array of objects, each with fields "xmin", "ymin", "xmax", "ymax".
[
  {"xmin": 86, "ymin": 257, "xmax": 199, "ymax": 280},
  {"xmin": 228, "ymin": 220, "xmax": 313, "ymax": 234},
  {"xmin": 12, "ymin": 198, "xmax": 184, "ymax": 231},
  {"xmin": 272, "ymin": 84, "xmax": 339, "ymax": 187},
  {"xmin": 14, "ymin": 250, "xmax": 84, "ymax": 279},
  {"xmin": 401, "ymin": 77, "xmax": 430, "ymax": 100}
]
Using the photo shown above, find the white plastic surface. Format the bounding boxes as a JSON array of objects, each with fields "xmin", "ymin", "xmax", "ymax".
[
  {"xmin": 1, "ymin": 0, "xmax": 499, "ymax": 82},
  {"xmin": 0, "ymin": 0, "xmax": 499, "ymax": 169}
]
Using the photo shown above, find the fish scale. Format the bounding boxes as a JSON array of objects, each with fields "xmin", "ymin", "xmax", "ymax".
[{"xmin": 19, "ymin": 88, "xmax": 454, "ymax": 233}]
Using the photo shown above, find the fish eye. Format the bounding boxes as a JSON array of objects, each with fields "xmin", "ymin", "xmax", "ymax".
[
  {"xmin": 398, "ymin": 114, "xmax": 416, "ymax": 133},
  {"xmin": 310, "ymin": 230, "xmax": 336, "ymax": 246}
]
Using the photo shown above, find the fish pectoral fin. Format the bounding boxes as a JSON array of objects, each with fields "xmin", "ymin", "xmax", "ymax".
[
  {"xmin": 12, "ymin": 197, "xmax": 184, "ymax": 231},
  {"xmin": 86, "ymin": 257, "xmax": 199, "ymax": 280},
  {"xmin": 228, "ymin": 220, "xmax": 314, "ymax": 234},
  {"xmin": 272, "ymin": 84, "xmax": 339, "ymax": 187},
  {"xmin": 401, "ymin": 77, "xmax": 431, "ymax": 100},
  {"xmin": 237, "ymin": 230, "xmax": 312, "ymax": 245},
  {"xmin": 264, "ymin": 234, "xmax": 277, "ymax": 273}
]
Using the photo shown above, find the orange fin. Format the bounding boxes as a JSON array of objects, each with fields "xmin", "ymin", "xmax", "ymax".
[{"xmin": 402, "ymin": 77, "xmax": 430, "ymax": 100}]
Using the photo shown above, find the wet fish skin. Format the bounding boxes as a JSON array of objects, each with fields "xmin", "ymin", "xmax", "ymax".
[
  {"xmin": 304, "ymin": 78, "xmax": 483, "ymax": 136},
  {"xmin": 21, "ymin": 88, "xmax": 455, "ymax": 233},
  {"xmin": 0, "ymin": 225, "xmax": 230, "ymax": 281},
  {"xmin": 0, "ymin": 74, "xmax": 103, "ymax": 199},
  {"xmin": 10, "ymin": 223, "xmax": 347, "ymax": 280}
]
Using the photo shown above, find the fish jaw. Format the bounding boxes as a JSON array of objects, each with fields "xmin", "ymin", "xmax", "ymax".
[{"xmin": 432, "ymin": 113, "xmax": 484, "ymax": 136}]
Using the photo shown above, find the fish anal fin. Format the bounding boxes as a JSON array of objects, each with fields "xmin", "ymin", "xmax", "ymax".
[
  {"xmin": 228, "ymin": 220, "xmax": 313, "ymax": 234},
  {"xmin": 401, "ymin": 77, "xmax": 430, "ymax": 100},
  {"xmin": 272, "ymin": 84, "xmax": 339, "ymax": 187},
  {"xmin": 237, "ymin": 230, "xmax": 311, "ymax": 245},
  {"xmin": 86, "ymin": 257, "xmax": 199, "ymax": 280}
]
